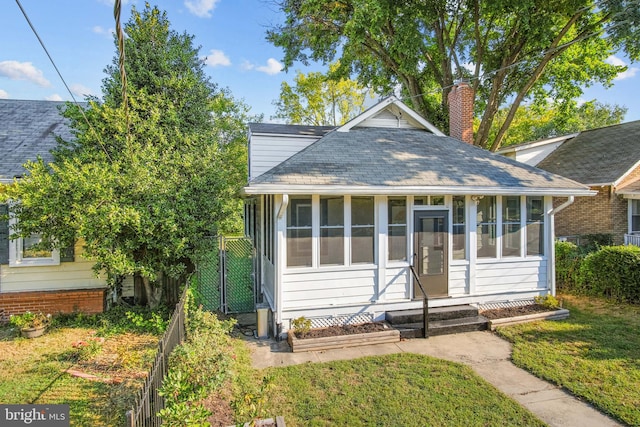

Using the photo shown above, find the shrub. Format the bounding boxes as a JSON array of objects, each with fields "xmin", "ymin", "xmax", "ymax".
[
  {"xmin": 577, "ymin": 245, "xmax": 640, "ymax": 303},
  {"xmin": 555, "ymin": 241, "xmax": 583, "ymax": 291},
  {"xmin": 534, "ymin": 294, "xmax": 560, "ymax": 309}
]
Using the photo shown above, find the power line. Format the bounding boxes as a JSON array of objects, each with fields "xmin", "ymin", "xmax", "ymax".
[{"xmin": 15, "ymin": 0, "xmax": 112, "ymax": 162}]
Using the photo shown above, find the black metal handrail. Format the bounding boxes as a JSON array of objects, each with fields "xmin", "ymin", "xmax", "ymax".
[{"xmin": 409, "ymin": 253, "xmax": 429, "ymax": 338}]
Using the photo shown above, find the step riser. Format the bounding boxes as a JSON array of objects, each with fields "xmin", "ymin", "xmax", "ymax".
[{"xmin": 394, "ymin": 315, "xmax": 489, "ymax": 338}]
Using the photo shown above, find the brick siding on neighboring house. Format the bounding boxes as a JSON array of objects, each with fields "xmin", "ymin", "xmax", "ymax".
[
  {"xmin": 0, "ymin": 288, "xmax": 106, "ymax": 322},
  {"xmin": 554, "ymin": 186, "xmax": 629, "ymax": 245}
]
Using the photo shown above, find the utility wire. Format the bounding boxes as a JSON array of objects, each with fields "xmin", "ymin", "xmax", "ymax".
[{"xmin": 15, "ymin": 0, "xmax": 112, "ymax": 162}]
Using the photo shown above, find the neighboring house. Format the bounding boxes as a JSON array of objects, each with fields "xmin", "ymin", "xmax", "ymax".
[
  {"xmin": 243, "ymin": 87, "xmax": 593, "ymax": 337},
  {"xmin": 498, "ymin": 121, "xmax": 640, "ymax": 246},
  {"xmin": 0, "ymin": 99, "xmax": 111, "ymax": 320}
]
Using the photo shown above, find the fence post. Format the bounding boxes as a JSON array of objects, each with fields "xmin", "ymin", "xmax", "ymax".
[{"xmin": 125, "ymin": 409, "xmax": 134, "ymax": 427}]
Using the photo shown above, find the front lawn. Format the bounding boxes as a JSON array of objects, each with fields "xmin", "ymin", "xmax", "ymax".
[
  {"xmin": 261, "ymin": 353, "xmax": 545, "ymax": 426},
  {"xmin": 497, "ymin": 294, "xmax": 640, "ymax": 426},
  {"xmin": 0, "ymin": 310, "xmax": 162, "ymax": 425}
]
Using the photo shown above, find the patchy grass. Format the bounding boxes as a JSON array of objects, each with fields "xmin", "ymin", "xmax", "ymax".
[
  {"xmin": 261, "ymin": 353, "xmax": 545, "ymax": 427},
  {"xmin": 497, "ymin": 294, "xmax": 640, "ymax": 426},
  {"xmin": 0, "ymin": 320, "xmax": 159, "ymax": 426}
]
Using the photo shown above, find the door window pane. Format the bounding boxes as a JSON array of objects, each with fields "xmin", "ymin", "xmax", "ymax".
[
  {"xmin": 527, "ymin": 196, "xmax": 545, "ymax": 256},
  {"xmin": 286, "ymin": 196, "xmax": 312, "ymax": 267},
  {"xmin": 502, "ymin": 196, "xmax": 521, "ymax": 257},
  {"xmin": 351, "ymin": 197, "xmax": 374, "ymax": 264},
  {"xmin": 320, "ymin": 196, "xmax": 344, "ymax": 265},
  {"xmin": 388, "ymin": 197, "xmax": 407, "ymax": 261},
  {"xmin": 477, "ymin": 196, "xmax": 496, "ymax": 258}
]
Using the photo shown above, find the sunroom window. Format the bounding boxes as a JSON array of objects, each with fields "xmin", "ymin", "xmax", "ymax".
[
  {"xmin": 320, "ymin": 196, "xmax": 344, "ymax": 266},
  {"xmin": 526, "ymin": 196, "xmax": 545, "ymax": 256},
  {"xmin": 388, "ymin": 197, "xmax": 407, "ymax": 261},
  {"xmin": 502, "ymin": 196, "xmax": 521, "ymax": 257},
  {"xmin": 351, "ymin": 197, "xmax": 374, "ymax": 264},
  {"xmin": 477, "ymin": 196, "xmax": 496, "ymax": 258},
  {"xmin": 286, "ymin": 196, "xmax": 312, "ymax": 267},
  {"xmin": 452, "ymin": 196, "xmax": 466, "ymax": 260}
]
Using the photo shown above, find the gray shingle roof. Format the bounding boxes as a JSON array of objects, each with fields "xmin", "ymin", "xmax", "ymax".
[
  {"xmin": 0, "ymin": 99, "xmax": 75, "ymax": 181},
  {"xmin": 536, "ymin": 120, "xmax": 640, "ymax": 185},
  {"xmin": 247, "ymin": 127, "xmax": 588, "ymax": 194},
  {"xmin": 249, "ymin": 122, "xmax": 335, "ymax": 137}
]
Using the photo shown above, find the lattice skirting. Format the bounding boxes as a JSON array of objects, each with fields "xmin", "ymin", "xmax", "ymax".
[
  {"xmin": 478, "ymin": 298, "xmax": 536, "ymax": 311},
  {"xmin": 292, "ymin": 312, "xmax": 375, "ymax": 330}
]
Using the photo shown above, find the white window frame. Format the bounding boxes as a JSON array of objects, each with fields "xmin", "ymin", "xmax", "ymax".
[{"xmin": 8, "ymin": 217, "xmax": 60, "ymax": 267}]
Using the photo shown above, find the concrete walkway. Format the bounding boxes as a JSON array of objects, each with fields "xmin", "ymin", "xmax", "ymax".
[{"xmin": 244, "ymin": 331, "xmax": 621, "ymax": 427}]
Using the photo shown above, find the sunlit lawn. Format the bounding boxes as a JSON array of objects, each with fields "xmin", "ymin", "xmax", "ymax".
[
  {"xmin": 0, "ymin": 323, "xmax": 158, "ymax": 426},
  {"xmin": 497, "ymin": 294, "xmax": 640, "ymax": 426},
  {"xmin": 261, "ymin": 353, "xmax": 545, "ymax": 427}
]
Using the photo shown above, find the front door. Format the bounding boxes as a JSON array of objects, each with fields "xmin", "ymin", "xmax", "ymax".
[{"xmin": 413, "ymin": 210, "xmax": 448, "ymax": 298}]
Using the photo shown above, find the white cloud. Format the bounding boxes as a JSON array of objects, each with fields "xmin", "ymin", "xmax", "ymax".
[
  {"xmin": 45, "ymin": 94, "xmax": 64, "ymax": 101},
  {"xmin": 256, "ymin": 58, "xmax": 283, "ymax": 75},
  {"xmin": 93, "ymin": 25, "xmax": 114, "ymax": 37},
  {"xmin": 205, "ymin": 49, "xmax": 231, "ymax": 67},
  {"xmin": 240, "ymin": 60, "xmax": 255, "ymax": 71},
  {"xmin": 0, "ymin": 61, "xmax": 51, "ymax": 87},
  {"xmin": 70, "ymin": 83, "xmax": 95, "ymax": 98},
  {"xmin": 184, "ymin": 0, "xmax": 220, "ymax": 18},
  {"xmin": 606, "ymin": 55, "xmax": 639, "ymax": 81},
  {"xmin": 0, "ymin": 89, "xmax": 8, "ymax": 99}
]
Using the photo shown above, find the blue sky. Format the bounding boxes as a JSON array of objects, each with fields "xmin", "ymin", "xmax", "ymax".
[{"xmin": 2, "ymin": 0, "xmax": 639, "ymax": 123}]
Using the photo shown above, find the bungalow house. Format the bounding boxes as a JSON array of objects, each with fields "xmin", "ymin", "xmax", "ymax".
[
  {"xmin": 0, "ymin": 99, "xmax": 122, "ymax": 320},
  {"xmin": 243, "ymin": 85, "xmax": 593, "ymax": 338},
  {"xmin": 497, "ymin": 121, "xmax": 640, "ymax": 246}
]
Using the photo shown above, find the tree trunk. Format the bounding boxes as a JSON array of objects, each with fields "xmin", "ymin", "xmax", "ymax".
[{"xmin": 142, "ymin": 275, "xmax": 163, "ymax": 309}]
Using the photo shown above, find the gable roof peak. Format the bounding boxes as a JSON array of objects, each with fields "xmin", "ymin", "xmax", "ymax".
[{"xmin": 337, "ymin": 95, "xmax": 445, "ymax": 136}]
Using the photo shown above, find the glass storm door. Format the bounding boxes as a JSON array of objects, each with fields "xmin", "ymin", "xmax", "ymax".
[{"xmin": 413, "ymin": 210, "xmax": 449, "ymax": 298}]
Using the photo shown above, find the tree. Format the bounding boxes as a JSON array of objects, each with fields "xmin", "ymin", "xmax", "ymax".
[
  {"xmin": 268, "ymin": 0, "xmax": 638, "ymax": 150},
  {"xmin": 273, "ymin": 63, "xmax": 374, "ymax": 125},
  {"xmin": 489, "ymin": 100, "xmax": 627, "ymax": 147},
  {"xmin": 2, "ymin": 4, "xmax": 253, "ymax": 307}
]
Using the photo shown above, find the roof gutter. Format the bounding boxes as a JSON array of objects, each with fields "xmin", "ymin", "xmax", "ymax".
[{"xmin": 547, "ymin": 196, "xmax": 574, "ymax": 297}]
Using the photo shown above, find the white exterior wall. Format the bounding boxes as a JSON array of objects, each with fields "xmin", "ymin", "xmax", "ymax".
[
  {"xmin": 273, "ymin": 195, "xmax": 553, "ymax": 333},
  {"xmin": 0, "ymin": 241, "xmax": 106, "ymax": 293},
  {"xmin": 249, "ymin": 134, "xmax": 322, "ymax": 180}
]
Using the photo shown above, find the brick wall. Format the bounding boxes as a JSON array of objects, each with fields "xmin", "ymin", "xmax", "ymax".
[
  {"xmin": 0, "ymin": 288, "xmax": 106, "ymax": 322},
  {"xmin": 554, "ymin": 186, "xmax": 629, "ymax": 245},
  {"xmin": 447, "ymin": 81, "xmax": 474, "ymax": 144}
]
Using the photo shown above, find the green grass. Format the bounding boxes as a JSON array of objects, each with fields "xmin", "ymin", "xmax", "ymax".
[
  {"xmin": 260, "ymin": 353, "xmax": 545, "ymax": 427},
  {"xmin": 497, "ymin": 294, "xmax": 640, "ymax": 426},
  {"xmin": 0, "ymin": 318, "xmax": 160, "ymax": 426}
]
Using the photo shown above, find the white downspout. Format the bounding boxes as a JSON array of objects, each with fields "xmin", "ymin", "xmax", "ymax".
[
  {"xmin": 547, "ymin": 196, "xmax": 574, "ymax": 296},
  {"xmin": 275, "ymin": 195, "xmax": 288, "ymax": 338}
]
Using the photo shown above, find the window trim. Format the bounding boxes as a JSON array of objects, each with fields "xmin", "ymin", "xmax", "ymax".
[{"xmin": 8, "ymin": 217, "xmax": 60, "ymax": 267}]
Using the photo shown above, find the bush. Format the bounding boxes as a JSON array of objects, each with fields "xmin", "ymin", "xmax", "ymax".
[
  {"xmin": 576, "ymin": 245, "xmax": 640, "ymax": 303},
  {"xmin": 555, "ymin": 241, "xmax": 584, "ymax": 291}
]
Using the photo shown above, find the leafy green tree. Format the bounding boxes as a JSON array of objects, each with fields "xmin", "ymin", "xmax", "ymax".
[
  {"xmin": 491, "ymin": 100, "xmax": 627, "ymax": 147},
  {"xmin": 268, "ymin": 0, "xmax": 638, "ymax": 150},
  {"xmin": 2, "ymin": 4, "xmax": 253, "ymax": 307},
  {"xmin": 273, "ymin": 63, "xmax": 374, "ymax": 125}
]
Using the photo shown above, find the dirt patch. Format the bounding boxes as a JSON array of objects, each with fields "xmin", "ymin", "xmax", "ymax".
[
  {"xmin": 480, "ymin": 304, "xmax": 558, "ymax": 320},
  {"xmin": 294, "ymin": 322, "xmax": 388, "ymax": 339}
]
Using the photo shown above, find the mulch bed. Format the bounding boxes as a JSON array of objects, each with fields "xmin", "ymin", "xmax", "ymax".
[
  {"xmin": 480, "ymin": 304, "xmax": 557, "ymax": 320},
  {"xmin": 294, "ymin": 322, "xmax": 388, "ymax": 339}
]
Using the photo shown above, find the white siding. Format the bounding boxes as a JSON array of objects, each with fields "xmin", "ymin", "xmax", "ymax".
[
  {"xmin": 0, "ymin": 242, "xmax": 106, "ymax": 293},
  {"xmin": 262, "ymin": 256, "xmax": 275, "ymax": 307},
  {"xmin": 449, "ymin": 263, "xmax": 469, "ymax": 296},
  {"xmin": 508, "ymin": 141, "xmax": 564, "ymax": 166},
  {"xmin": 383, "ymin": 266, "xmax": 410, "ymax": 300},
  {"xmin": 475, "ymin": 259, "xmax": 547, "ymax": 294},
  {"xmin": 358, "ymin": 110, "xmax": 419, "ymax": 129},
  {"xmin": 249, "ymin": 134, "xmax": 321, "ymax": 179},
  {"xmin": 282, "ymin": 267, "xmax": 377, "ymax": 309}
]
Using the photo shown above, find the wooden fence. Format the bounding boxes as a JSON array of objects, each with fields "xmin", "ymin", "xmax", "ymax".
[{"xmin": 126, "ymin": 283, "xmax": 189, "ymax": 426}]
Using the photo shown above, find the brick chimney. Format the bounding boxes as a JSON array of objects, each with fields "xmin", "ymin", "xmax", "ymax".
[{"xmin": 448, "ymin": 81, "xmax": 474, "ymax": 144}]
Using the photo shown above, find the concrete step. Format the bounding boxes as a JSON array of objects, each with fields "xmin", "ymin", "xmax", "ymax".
[
  {"xmin": 393, "ymin": 315, "xmax": 489, "ymax": 339},
  {"xmin": 386, "ymin": 305, "xmax": 479, "ymax": 325}
]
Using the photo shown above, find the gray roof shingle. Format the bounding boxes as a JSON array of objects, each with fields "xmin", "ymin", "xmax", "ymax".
[
  {"xmin": 248, "ymin": 127, "xmax": 588, "ymax": 194},
  {"xmin": 0, "ymin": 99, "xmax": 76, "ymax": 181},
  {"xmin": 536, "ymin": 120, "xmax": 640, "ymax": 185}
]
